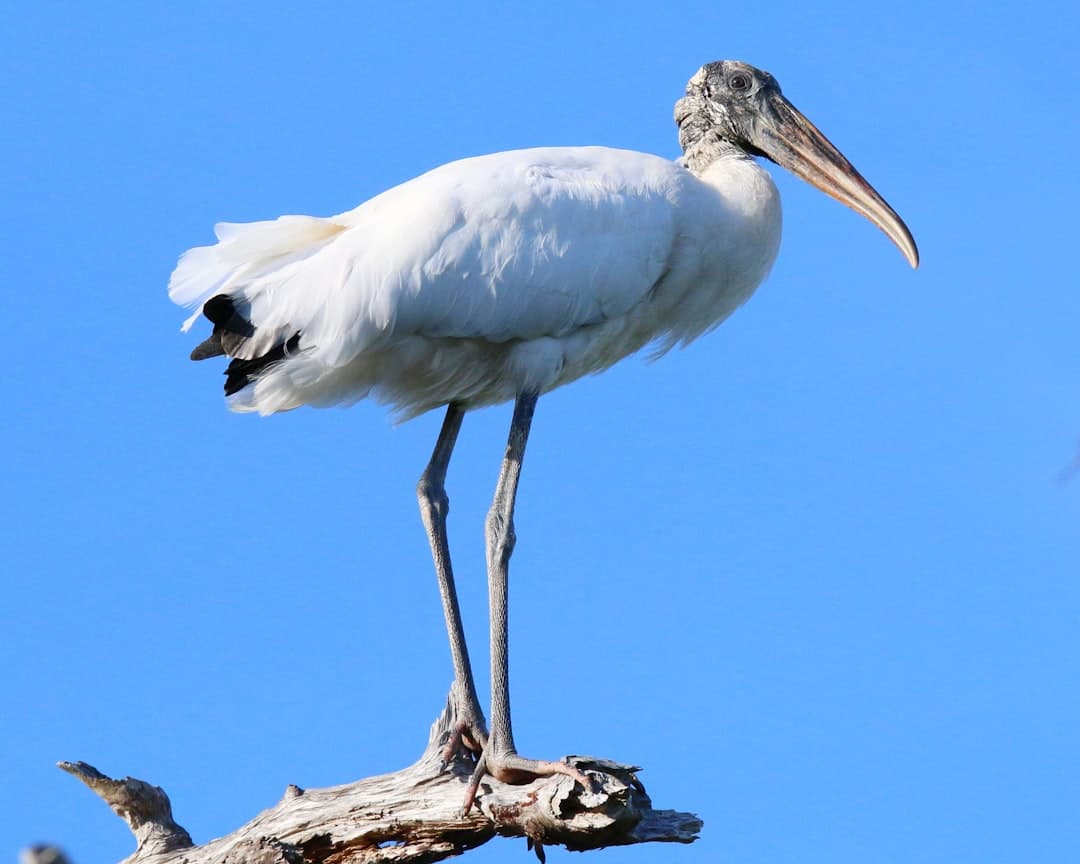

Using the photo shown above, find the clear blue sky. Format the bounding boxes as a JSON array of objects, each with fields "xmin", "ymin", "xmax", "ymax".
[{"xmin": 3, "ymin": 2, "xmax": 1077, "ymax": 862}]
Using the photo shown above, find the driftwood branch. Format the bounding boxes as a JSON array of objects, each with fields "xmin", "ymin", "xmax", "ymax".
[{"xmin": 62, "ymin": 690, "xmax": 701, "ymax": 863}]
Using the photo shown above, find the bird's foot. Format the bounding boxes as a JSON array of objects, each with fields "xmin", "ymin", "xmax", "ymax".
[
  {"xmin": 441, "ymin": 681, "xmax": 489, "ymax": 766},
  {"xmin": 462, "ymin": 748, "xmax": 593, "ymax": 815}
]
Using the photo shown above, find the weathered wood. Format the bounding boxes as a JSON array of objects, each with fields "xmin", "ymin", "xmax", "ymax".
[
  {"xmin": 58, "ymin": 761, "xmax": 193, "ymax": 857},
  {"xmin": 62, "ymin": 691, "xmax": 702, "ymax": 863}
]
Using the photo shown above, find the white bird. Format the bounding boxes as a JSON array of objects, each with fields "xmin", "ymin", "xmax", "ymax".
[{"xmin": 169, "ymin": 60, "xmax": 918, "ymax": 811}]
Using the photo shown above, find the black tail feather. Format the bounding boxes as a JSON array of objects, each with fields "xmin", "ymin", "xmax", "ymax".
[
  {"xmin": 203, "ymin": 295, "xmax": 255, "ymax": 336},
  {"xmin": 190, "ymin": 294, "xmax": 301, "ymax": 396},
  {"xmin": 224, "ymin": 332, "xmax": 301, "ymax": 396},
  {"xmin": 190, "ymin": 332, "xmax": 225, "ymax": 360}
]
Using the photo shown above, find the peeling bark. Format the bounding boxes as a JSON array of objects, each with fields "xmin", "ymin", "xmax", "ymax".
[{"xmin": 62, "ymin": 691, "xmax": 702, "ymax": 863}]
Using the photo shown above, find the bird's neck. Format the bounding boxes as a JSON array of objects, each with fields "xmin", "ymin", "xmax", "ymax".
[
  {"xmin": 675, "ymin": 96, "xmax": 751, "ymax": 175},
  {"xmin": 679, "ymin": 127, "xmax": 752, "ymax": 175}
]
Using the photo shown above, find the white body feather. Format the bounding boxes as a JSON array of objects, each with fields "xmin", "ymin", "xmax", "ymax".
[{"xmin": 169, "ymin": 146, "xmax": 781, "ymax": 418}]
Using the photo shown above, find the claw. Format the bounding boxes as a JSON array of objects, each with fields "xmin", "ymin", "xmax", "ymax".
[
  {"xmin": 462, "ymin": 752, "xmax": 488, "ymax": 816},
  {"xmin": 460, "ymin": 749, "xmax": 592, "ymax": 815},
  {"xmin": 440, "ymin": 724, "xmax": 485, "ymax": 769},
  {"xmin": 442, "ymin": 682, "xmax": 489, "ymax": 770}
]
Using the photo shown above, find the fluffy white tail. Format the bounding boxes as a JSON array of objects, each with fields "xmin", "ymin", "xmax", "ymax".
[{"xmin": 168, "ymin": 215, "xmax": 347, "ymax": 331}]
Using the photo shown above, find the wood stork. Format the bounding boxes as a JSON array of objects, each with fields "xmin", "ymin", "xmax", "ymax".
[{"xmin": 169, "ymin": 60, "xmax": 918, "ymax": 811}]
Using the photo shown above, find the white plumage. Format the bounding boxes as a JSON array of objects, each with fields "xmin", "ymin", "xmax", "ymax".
[{"xmin": 169, "ymin": 146, "xmax": 780, "ymax": 418}]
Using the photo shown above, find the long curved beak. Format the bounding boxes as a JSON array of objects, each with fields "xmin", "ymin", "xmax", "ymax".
[{"xmin": 753, "ymin": 93, "xmax": 919, "ymax": 269}]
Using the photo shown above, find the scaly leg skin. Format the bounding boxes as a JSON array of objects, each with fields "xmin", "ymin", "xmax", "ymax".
[
  {"xmin": 417, "ymin": 404, "xmax": 489, "ymax": 764},
  {"xmin": 462, "ymin": 392, "xmax": 591, "ymax": 814}
]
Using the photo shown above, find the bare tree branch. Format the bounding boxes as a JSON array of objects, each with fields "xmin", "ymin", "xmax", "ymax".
[{"xmin": 61, "ymin": 690, "xmax": 702, "ymax": 863}]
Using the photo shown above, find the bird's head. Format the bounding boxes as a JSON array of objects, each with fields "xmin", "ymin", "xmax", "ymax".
[{"xmin": 676, "ymin": 60, "xmax": 919, "ymax": 268}]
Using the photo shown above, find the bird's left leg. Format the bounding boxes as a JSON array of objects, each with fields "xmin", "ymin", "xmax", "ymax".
[
  {"xmin": 462, "ymin": 392, "xmax": 590, "ymax": 812},
  {"xmin": 417, "ymin": 403, "xmax": 488, "ymax": 763}
]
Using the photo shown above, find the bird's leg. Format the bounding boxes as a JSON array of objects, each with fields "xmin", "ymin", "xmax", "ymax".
[
  {"xmin": 462, "ymin": 392, "xmax": 590, "ymax": 813},
  {"xmin": 417, "ymin": 403, "xmax": 488, "ymax": 763}
]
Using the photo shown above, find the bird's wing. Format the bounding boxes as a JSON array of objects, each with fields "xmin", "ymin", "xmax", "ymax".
[{"xmin": 169, "ymin": 147, "xmax": 689, "ymax": 368}]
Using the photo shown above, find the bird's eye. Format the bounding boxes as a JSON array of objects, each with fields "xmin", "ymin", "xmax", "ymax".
[{"xmin": 729, "ymin": 73, "xmax": 752, "ymax": 92}]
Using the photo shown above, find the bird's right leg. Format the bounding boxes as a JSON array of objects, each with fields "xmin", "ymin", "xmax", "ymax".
[
  {"xmin": 417, "ymin": 403, "xmax": 488, "ymax": 762},
  {"xmin": 460, "ymin": 392, "xmax": 591, "ymax": 813}
]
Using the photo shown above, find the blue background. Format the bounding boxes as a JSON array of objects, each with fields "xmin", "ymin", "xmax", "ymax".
[{"xmin": 3, "ymin": 2, "xmax": 1077, "ymax": 862}]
